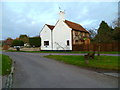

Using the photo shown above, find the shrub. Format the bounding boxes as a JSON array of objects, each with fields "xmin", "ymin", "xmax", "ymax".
[
  {"xmin": 12, "ymin": 40, "xmax": 24, "ymax": 46},
  {"xmin": 29, "ymin": 37, "xmax": 41, "ymax": 47}
]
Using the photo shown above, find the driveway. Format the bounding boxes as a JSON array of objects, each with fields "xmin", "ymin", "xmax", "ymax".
[{"xmin": 3, "ymin": 52, "xmax": 118, "ymax": 88}]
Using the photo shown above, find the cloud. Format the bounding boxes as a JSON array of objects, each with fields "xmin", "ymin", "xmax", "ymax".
[
  {"xmin": 2, "ymin": 2, "xmax": 118, "ymax": 40},
  {"xmin": 80, "ymin": 19, "xmax": 97, "ymax": 26}
]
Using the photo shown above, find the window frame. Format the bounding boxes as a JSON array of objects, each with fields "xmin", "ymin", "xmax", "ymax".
[
  {"xmin": 44, "ymin": 41, "xmax": 49, "ymax": 46},
  {"xmin": 67, "ymin": 40, "xmax": 70, "ymax": 46}
]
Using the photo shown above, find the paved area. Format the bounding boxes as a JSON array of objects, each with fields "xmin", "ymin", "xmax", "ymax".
[
  {"xmin": 103, "ymin": 73, "xmax": 119, "ymax": 77},
  {"xmin": 2, "ymin": 76, "xmax": 7, "ymax": 88},
  {"xmin": 0, "ymin": 51, "xmax": 2, "ymax": 89},
  {"xmin": 3, "ymin": 52, "xmax": 118, "ymax": 88},
  {"xmin": 0, "ymin": 76, "xmax": 2, "ymax": 89}
]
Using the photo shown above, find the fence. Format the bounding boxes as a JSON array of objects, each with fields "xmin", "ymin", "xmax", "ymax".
[{"xmin": 72, "ymin": 42, "xmax": 120, "ymax": 51}]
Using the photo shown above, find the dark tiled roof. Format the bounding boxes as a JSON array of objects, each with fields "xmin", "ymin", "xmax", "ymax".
[
  {"xmin": 46, "ymin": 24, "xmax": 55, "ymax": 30},
  {"xmin": 64, "ymin": 20, "xmax": 89, "ymax": 33}
]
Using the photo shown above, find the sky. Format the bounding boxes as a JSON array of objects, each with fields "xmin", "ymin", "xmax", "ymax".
[{"xmin": 1, "ymin": 1, "xmax": 118, "ymax": 40}]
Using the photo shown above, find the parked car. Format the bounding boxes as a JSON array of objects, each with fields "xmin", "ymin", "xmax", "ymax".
[{"xmin": 13, "ymin": 46, "xmax": 24, "ymax": 49}]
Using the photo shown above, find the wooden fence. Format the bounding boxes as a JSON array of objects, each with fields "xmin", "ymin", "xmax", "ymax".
[{"xmin": 72, "ymin": 42, "xmax": 120, "ymax": 51}]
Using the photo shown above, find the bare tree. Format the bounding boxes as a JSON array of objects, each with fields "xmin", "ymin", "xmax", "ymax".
[
  {"xmin": 88, "ymin": 29, "xmax": 97, "ymax": 39},
  {"xmin": 112, "ymin": 17, "xmax": 120, "ymax": 28}
]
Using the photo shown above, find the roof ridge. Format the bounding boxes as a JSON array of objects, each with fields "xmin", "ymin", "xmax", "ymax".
[
  {"xmin": 46, "ymin": 24, "xmax": 55, "ymax": 30},
  {"xmin": 46, "ymin": 24, "xmax": 55, "ymax": 26},
  {"xmin": 65, "ymin": 20, "xmax": 81, "ymax": 26}
]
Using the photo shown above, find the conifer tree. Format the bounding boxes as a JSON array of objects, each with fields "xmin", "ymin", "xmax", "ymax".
[{"xmin": 94, "ymin": 21, "xmax": 113, "ymax": 43}]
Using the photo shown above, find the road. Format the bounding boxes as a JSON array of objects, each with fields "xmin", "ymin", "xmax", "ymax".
[
  {"xmin": 0, "ymin": 51, "xmax": 2, "ymax": 89},
  {"xmin": 0, "ymin": 76, "xmax": 2, "ymax": 89},
  {"xmin": 3, "ymin": 52, "xmax": 118, "ymax": 88}
]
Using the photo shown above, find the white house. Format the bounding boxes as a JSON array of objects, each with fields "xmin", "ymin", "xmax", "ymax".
[{"xmin": 40, "ymin": 11, "xmax": 90, "ymax": 51}]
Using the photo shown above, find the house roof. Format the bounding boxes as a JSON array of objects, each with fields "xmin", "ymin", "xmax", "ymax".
[
  {"xmin": 64, "ymin": 20, "xmax": 89, "ymax": 33},
  {"xmin": 45, "ymin": 20, "xmax": 89, "ymax": 33},
  {"xmin": 46, "ymin": 24, "xmax": 55, "ymax": 30}
]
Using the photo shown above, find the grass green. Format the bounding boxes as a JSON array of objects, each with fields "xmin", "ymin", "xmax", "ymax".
[
  {"xmin": 0, "ymin": 54, "xmax": 12, "ymax": 75},
  {"xmin": 7, "ymin": 50, "xmax": 120, "ymax": 54},
  {"xmin": 44, "ymin": 55, "xmax": 120, "ymax": 71}
]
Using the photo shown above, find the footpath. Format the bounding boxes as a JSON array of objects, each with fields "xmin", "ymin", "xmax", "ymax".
[{"xmin": 35, "ymin": 53, "xmax": 120, "ymax": 56}]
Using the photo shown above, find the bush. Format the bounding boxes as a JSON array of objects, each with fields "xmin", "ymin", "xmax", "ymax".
[
  {"xmin": 29, "ymin": 37, "xmax": 41, "ymax": 47},
  {"xmin": 12, "ymin": 40, "xmax": 24, "ymax": 46}
]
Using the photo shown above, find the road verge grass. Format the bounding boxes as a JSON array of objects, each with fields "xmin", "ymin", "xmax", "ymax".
[
  {"xmin": 44, "ymin": 55, "xmax": 120, "ymax": 71},
  {"xmin": 0, "ymin": 54, "xmax": 12, "ymax": 75}
]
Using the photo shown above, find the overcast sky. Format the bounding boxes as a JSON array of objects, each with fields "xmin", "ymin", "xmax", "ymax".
[{"xmin": 1, "ymin": 1, "xmax": 118, "ymax": 40}]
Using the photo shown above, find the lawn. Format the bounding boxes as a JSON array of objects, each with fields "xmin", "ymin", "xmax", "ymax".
[
  {"xmin": 0, "ymin": 54, "xmax": 12, "ymax": 75},
  {"xmin": 7, "ymin": 50, "xmax": 120, "ymax": 54},
  {"xmin": 44, "ymin": 55, "xmax": 120, "ymax": 71}
]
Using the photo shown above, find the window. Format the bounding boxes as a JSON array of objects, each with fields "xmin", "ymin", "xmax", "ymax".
[
  {"xmin": 75, "ymin": 31, "xmax": 78, "ymax": 36},
  {"xmin": 67, "ymin": 40, "xmax": 69, "ymax": 46},
  {"xmin": 44, "ymin": 41, "xmax": 49, "ymax": 46},
  {"xmin": 82, "ymin": 33, "xmax": 85, "ymax": 36}
]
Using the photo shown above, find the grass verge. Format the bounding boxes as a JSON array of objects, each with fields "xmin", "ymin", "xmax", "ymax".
[
  {"xmin": 7, "ymin": 50, "xmax": 120, "ymax": 54},
  {"xmin": 0, "ymin": 54, "xmax": 12, "ymax": 75},
  {"xmin": 44, "ymin": 55, "xmax": 120, "ymax": 71}
]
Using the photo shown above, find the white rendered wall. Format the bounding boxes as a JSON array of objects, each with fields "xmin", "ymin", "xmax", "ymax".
[
  {"xmin": 40, "ymin": 25, "xmax": 52, "ymax": 50},
  {"xmin": 53, "ymin": 20, "xmax": 72, "ymax": 50}
]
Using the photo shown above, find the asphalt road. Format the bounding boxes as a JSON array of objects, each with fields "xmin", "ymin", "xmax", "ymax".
[
  {"xmin": 0, "ymin": 51, "xmax": 2, "ymax": 89},
  {"xmin": 0, "ymin": 76, "xmax": 2, "ymax": 89},
  {"xmin": 3, "ymin": 52, "xmax": 118, "ymax": 88}
]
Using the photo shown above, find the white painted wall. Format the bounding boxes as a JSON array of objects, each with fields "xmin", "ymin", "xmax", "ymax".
[
  {"xmin": 40, "ymin": 25, "xmax": 52, "ymax": 50},
  {"xmin": 59, "ymin": 11, "xmax": 65, "ymax": 21},
  {"xmin": 53, "ymin": 20, "xmax": 72, "ymax": 50},
  {"xmin": 40, "ymin": 11, "xmax": 72, "ymax": 51}
]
